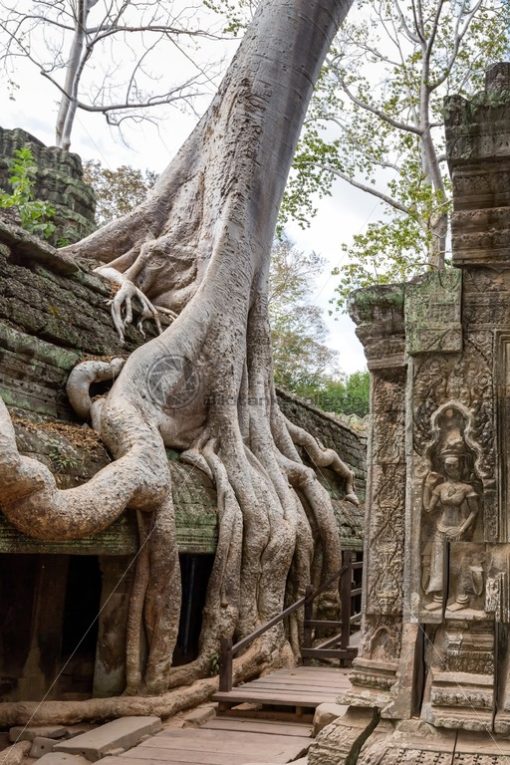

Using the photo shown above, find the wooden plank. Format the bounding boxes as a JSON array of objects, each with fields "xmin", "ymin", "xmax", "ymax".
[
  {"xmin": 220, "ymin": 685, "xmax": 338, "ymax": 697},
  {"xmin": 303, "ymin": 619, "xmax": 343, "ymax": 628},
  {"xmin": 110, "ymin": 751, "xmax": 283, "ymax": 764},
  {"xmin": 301, "ymin": 648, "xmax": 357, "ymax": 660},
  {"xmin": 213, "ymin": 691, "xmax": 332, "ymax": 707},
  {"xmin": 247, "ymin": 674, "xmax": 350, "ymax": 687},
  {"xmin": 252, "ymin": 668, "xmax": 349, "ymax": 679},
  {"xmin": 217, "ymin": 707, "xmax": 315, "ymax": 723},
  {"xmin": 123, "ymin": 743, "xmax": 308, "ymax": 764},
  {"xmin": 202, "ymin": 718, "xmax": 312, "ymax": 737},
  {"xmin": 150, "ymin": 730, "xmax": 310, "ymax": 749},
  {"xmin": 233, "ymin": 677, "xmax": 346, "ymax": 688},
  {"xmin": 242, "ymin": 683, "xmax": 342, "ymax": 696},
  {"xmin": 275, "ymin": 667, "xmax": 349, "ymax": 673}
]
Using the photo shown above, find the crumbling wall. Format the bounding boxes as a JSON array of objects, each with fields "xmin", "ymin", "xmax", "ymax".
[{"xmin": 0, "ymin": 127, "xmax": 95, "ymax": 245}]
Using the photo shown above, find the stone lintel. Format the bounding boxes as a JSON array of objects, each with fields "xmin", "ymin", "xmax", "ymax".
[{"xmin": 348, "ymin": 284, "xmax": 405, "ymax": 370}]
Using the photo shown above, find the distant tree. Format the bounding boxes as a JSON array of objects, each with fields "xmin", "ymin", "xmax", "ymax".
[
  {"xmin": 279, "ymin": 0, "xmax": 510, "ymax": 307},
  {"xmin": 317, "ymin": 371, "xmax": 369, "ymax": 418},
  {"xmin": 83, "ymin": 160, "xmax": 157, "ymax": 226},
  {"xmin": 0, "ymin": 0, "xmax": 224, "ymax": 149},
  {"xmin": 268, "ymin": 238, "xmax": 338, "ymax": 395}
]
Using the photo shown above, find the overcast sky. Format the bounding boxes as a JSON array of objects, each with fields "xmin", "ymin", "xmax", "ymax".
[{"xmin": 0, "ymin": 3, "xmax": 371, "ymax": 374}]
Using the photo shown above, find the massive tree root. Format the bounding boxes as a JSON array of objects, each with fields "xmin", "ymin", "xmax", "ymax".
[{"xmin": 0, "ymin": 0, "xmax": 355, "ymax": 714}]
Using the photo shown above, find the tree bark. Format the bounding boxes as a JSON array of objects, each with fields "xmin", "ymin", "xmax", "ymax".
[{"xmin": 0, "ymin": 0, "xmax": 356, "ymax": 703}]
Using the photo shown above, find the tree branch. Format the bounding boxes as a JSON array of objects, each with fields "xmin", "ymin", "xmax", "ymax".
[{"xmin": 336, "ymin": 75, "xmax": 423, "ymax": 136}]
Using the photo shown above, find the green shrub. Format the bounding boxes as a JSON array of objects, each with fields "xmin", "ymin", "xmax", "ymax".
[{"xmin": 0, "ymin": 145, "xmax": 56, "ymax": 240}]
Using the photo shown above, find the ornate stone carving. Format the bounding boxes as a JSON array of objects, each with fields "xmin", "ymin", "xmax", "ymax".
[
  {"xmin": 418, "ymin": 403, "xmax": 485, "ymax": 615},
  {"xmin": 406, "ymin": 270, "xmax": 463, "ymax": 355}
]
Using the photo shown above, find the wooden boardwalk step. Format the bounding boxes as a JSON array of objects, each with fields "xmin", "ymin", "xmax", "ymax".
[
  {"xmin": 101, "ymin": 724, "xmax": 311, "ymax": 765},
  {"xmin": 213, "ymin": 665, "xmax": 352, "ymax": 718},
  {"xmin": 202, "ymin": 717, "xmax": 312, "ymax": 737}
]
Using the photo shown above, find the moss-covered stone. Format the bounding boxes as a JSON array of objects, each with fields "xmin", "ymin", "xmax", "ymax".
[
  {"xmin": 0, "ymin": 126, "xmax": 95, "ymax": 244},
  {"xmin": 0, "ymin": 222, "xmax": 366, "ymax": 555}
]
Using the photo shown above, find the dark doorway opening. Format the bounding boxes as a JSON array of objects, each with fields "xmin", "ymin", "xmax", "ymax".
[
  {"xmin": 58, "ymin": 555, "xmax": 101, "ymax": 697},
  {"xmin": 0, "ymin": 554, "xmax": 38, "ymax": 699},
  {"xmin": 174, "ymin": 554, "xmax": 214, "ymax": 666}
]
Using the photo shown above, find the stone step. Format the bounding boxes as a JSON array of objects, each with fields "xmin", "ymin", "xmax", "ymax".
[
  {"xmin": 9, "ymin": 726, "xmax": 67, "ymax": 743},
  {"xmin": 53, "ymin": 718, "xmax": 161, "ymax": 762}
]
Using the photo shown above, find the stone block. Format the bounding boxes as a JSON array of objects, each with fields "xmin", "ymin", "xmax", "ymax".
[
  {"xmin": 9, "ymin": 727, "xmax": 67, "ymax": 743},
  {"xmin": 30, "ymin": 737, "xmax": 59, "ymax": 759},
  {"xmin": 53, "ymin": 717, "xmax": 162, "ymax": 761},
  {"xmin": 1, "ymin": 741, "xmax": 31, "ymax": 765},
  {"xmin": 182, "ymin": 705, "xmax": 216, "ymax": 727},
  {"xmin": 37, "ymin": 754, "xmax": 90, "ymax": 765},
  {"xmin": 313, "ymin": 703, "xmax": 348, "ymax": 736}
]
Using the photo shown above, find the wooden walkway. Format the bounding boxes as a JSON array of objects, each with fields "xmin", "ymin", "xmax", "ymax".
[
  {"xmin": 214, "ymin": 665, "xmax": 351, "ymax": 718},
  {"xmin": 102, "ymin": 717, "xmax": 313, "ymax": 765},
  {"xmin": 102, "ymin": 667, "xmax": 351, "ymax": 764}
]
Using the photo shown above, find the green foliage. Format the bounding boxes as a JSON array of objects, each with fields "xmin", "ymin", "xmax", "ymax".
[
  {"xmin": 83, "ymin": 160, "xmax": 157, "ymax": 226},
  {"xmin": 298, "ymin": 371, "xmax": 370, "ymax": 418},
  {"xmin": 269, "ymin": 238, "xmax": 338, "ymax": 395},
  {"xmin": 47, "ymin": 439, "xmax": 80, "ymax": 473},
  {"xmin": 279, "ymin": 0, "xmax": 510, "ymax": 310},
  {"xmin": 268, "ymin": 238, "xmax": 369, "ymax": 418},
  {"xmin": 208, "ymin": 652, "xmax": 220, "ymax": 677},
  {"xmin": 0, "ymin": 146, "xmax": 55, "ymax": 239},
  {"xmin": 203, "ymin": 0, "xmax": 256, "ymax": 33}
]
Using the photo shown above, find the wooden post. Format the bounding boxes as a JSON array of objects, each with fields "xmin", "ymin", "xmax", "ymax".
[
  {"xmin": 303, "ymin": 585, "xmax": 314, "ymax": 665},
  {"xmin": 219, "ymin": 636, "xmax": 233, "ymax": 692},
  {"xmin": 340, "ymin": 551, "xmax": 353, "ymax": 666}
]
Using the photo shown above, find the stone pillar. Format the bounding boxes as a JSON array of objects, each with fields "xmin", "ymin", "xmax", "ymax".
[
  {"xmin": 93, "ymin": 556, "xmax": 134, "ymax": 697},
  {"xmin": 345, "ymin": 64, "xmax": 510, "ymax": 740},
  {"xmin": 346, "ymin": 285, "xmax": 416, "ymax": 716}
]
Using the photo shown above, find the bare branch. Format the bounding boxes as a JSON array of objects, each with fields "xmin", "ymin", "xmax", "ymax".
[
  {"xmin": 336, "ymin": 74, "xmax": 423, "ymax": 136},
  {"xmin": 330, "ymin": 168, "xmax": 414, "ymax": 216}
]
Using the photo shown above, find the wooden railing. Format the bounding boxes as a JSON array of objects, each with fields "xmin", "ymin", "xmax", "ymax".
[
  {"xmin": 302, "ymin": 550, "xmax": 362, "ymax": 666},
  {"xmin": 218, "ymin": 551, "xmax": 362, "ymax": 693}
]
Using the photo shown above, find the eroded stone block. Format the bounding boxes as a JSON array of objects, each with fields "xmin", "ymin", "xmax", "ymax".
[{"xmin": 53, "ymin": 717, "xmax": 162, "ymax": 762}]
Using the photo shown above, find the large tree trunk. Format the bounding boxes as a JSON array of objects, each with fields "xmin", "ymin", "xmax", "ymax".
[{"xmin": 0, "ymin": 0, "xmax": 355, "ymax": 712}]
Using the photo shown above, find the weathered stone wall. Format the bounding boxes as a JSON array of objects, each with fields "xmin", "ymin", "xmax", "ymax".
[
  {"xmin": 335, "ymin": 64, "xmax": 510, "ymax": 763},
  {"xmin": 0, "ymin": 217, "xmax": 366, "ymax": 557},
  {"xmin": 0, "ymin": 216, "xmax": 367, "ymax": 701},
  {"xmin": 0, "ymin": 127, "xmax": 95, "ymax": 244},
  {"xmin": 278, "ymin": 389, "xmax": 366, "ymax": 549}
]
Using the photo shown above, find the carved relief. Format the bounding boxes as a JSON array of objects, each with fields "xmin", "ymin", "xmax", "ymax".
[
  {"xmin": 420, "ymin": 404, "xmax": 485, "ymax": 614},
  {"xmin": 405, "ymin": 270, "xmax": 463, "ymax": 355},
  {"xmin": 362, "ymin": 618, "xmax": 402, "ymax": 661},
  {"xmin": 446, "ymin": 543, "xmax": 487, "ymax": 619},
  {"xmin": 485, "ymin": 546, "xmax": 510, "ymax": 623},
  {"xmin": 366, "ymin": 370, "xmax": 406, "ymax": 617},
  {"xmin": 350, "ymin": 615, "xmax": 401, "ymax": 692},
  {"xmin": 367, "ymin": 464, "xmax": 405, "ymax": 615},
  {"xmin": 413, "ymin": 341, "xmax": 494, "ymax": 486},
  {"xmin": 359, "ymin": 746, "xmax": 453, "ymax": 765}
]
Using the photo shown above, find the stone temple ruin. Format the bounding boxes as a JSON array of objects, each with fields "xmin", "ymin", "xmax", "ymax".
[
  {"xmin": 0, "ymin": 126, "xmax": 95, "ymax": 245},
  {"xmin": 5, "ymin": 45, "xmax": 510, "ymax": 765},
  {"xmin": 0, "ymin": 188, "xmax": 366, "ymax": 700},
  {"xmin": 308, "ymin": 62, "xmax": 510, "ymax": 763}
]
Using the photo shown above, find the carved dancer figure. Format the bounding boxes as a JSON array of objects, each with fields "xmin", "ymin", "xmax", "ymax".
[{"xmin": 423, "ymin": 426, "xmax": 480, "ymax": 611}]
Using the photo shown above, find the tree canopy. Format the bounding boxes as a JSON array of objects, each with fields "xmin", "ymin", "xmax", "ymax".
[
  {"xmin": 281, "ymin": 0, "xmax": 510, "ymax": 308},
  {"xmin": 0, "ymin": 0, "xmax": 225, "ymax": 148}
]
